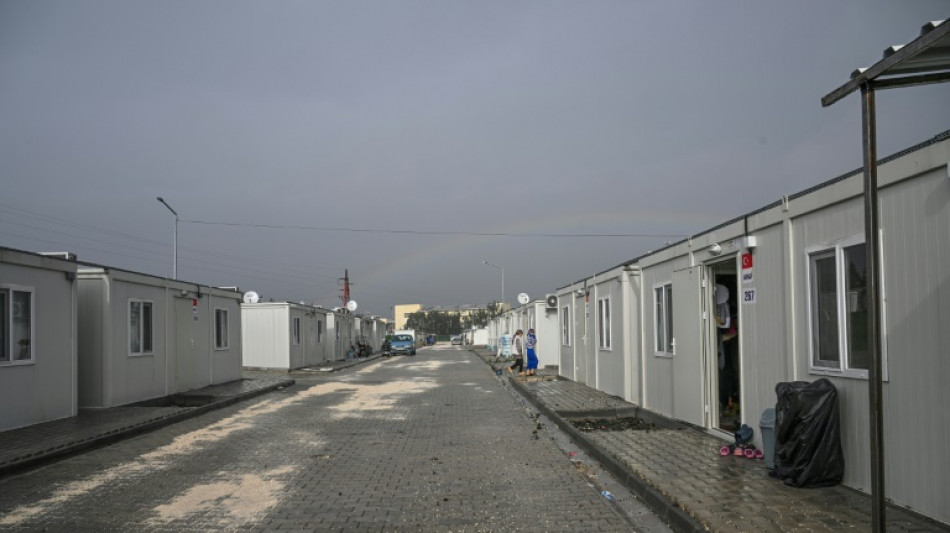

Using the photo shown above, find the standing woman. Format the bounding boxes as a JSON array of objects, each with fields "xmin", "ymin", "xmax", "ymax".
[
  {"xmin": 524, "ymin": 328, "xmax": 539, "ymax": 376},
  {"xmin": 508, "ymin": 330, "xmax": 524, "ymax": 374}
]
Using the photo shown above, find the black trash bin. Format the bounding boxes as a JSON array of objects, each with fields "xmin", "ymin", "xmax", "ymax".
[{"xmin": 773, "ymin": 378, "xmax": 844, "ymax": 488}]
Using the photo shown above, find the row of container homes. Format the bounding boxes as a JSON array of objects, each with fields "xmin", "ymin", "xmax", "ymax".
[
  {"xmin": 1, "ymin": 247, "xmax": 384, "ymax": 433},
  {"xmin": 491, "ymin": 130, "xmax": 950, "ymax": 525},
  {"xmin": 240, "ymin": 302, "xmax": 386, "ymax": 370}
]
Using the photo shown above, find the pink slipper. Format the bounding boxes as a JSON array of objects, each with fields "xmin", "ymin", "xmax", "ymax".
[
  {"xmin": 744, "ymin": 448, "xmax": 756, "ymax": 458},
  {"xmin": 754, "ymin": 449, "xmax": 764, "ymax": 459},
  {"xmin": 733, "ymin": 447, "xmax": 744, "ymax": 456},
  {"xmin": 719, "ymin": 446, "xmax": 730, "ymax": 456}
]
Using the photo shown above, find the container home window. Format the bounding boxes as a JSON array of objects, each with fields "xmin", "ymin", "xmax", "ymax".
[
  {"xmin": 317, "ymin": 320, "xmax": 324, "ymax": 343},
  {"xmin": 129, "ymin": 300, "xmax": 153, "ymax": 356},
  {"xmin": 561, "ymin": 305, "xmax": 570, "ymax": 346},
  {"xmin": 654, "ymin": 283, "xmax": 673, "ymax": 356},
  {"xmin": 1, "ymin": 287, "xmax": 34, "ymax": 364},
  {"xmin": 292, "ymin": 317, "xmax": 301, "ymax": 346},
  {"xmin": 214, "ymin": 308, "xmax": 229, "ymax": 349},
  {"xmin": 807, "ymin": 238, "xmax": 883, "ymax": 379},
  {"xmin": 597, "ymin": 297, "xmax": 611, "ymax": 349}
]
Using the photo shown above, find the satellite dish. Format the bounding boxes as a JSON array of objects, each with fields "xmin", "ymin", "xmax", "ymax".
[
  {"xmin": 346, "ymin": 300, "xmax": 358, "ymax": 312},
  {"xmin": 517, "ymin": 293, "xmax": 530, "ymax": 305},
  {"xmin": 243, "ymin": 291, "xmax": 260, "ymax": 304}
]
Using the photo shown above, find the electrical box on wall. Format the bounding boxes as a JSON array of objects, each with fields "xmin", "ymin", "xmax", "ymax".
[{"xmin": 744, "ymin": 236, "xmax": 758, "ymax": 249}]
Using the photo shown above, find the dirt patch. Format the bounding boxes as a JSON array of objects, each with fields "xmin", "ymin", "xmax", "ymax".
[{"xmin": 569, "ymin": 417, "xmax": 657, "ymax": 432}]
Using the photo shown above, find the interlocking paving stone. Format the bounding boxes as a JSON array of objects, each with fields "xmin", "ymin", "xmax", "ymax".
[
  {"xmin": 0, "ymin": 349, "xmax": 638, "ymax": 531},
  {"xmin": 487, "ymin": 346, "xmax": 950, "ymax": 533}
]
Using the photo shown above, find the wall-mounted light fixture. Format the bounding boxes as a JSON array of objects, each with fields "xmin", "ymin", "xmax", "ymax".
[{"xmin": 709, "ymin": 243, "xmax": 723, "ymax": 256}]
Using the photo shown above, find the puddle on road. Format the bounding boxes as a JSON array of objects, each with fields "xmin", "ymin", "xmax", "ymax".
[{"xmin": 570, "ymin": 417, "xmax": 658, "ymax": 432}]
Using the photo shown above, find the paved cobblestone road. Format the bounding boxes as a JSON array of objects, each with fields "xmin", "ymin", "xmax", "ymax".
[{"xmin": 0, "ymin": 347, "xmax": 651, "ymax": 532}]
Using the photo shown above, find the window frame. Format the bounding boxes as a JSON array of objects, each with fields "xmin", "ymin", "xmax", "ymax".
[
  {"xmin": 1, "ymin": 285, "xmax": 35, "ymax": 366},
  {"xmin": 214, "ymin": 307, "xmax": 229, "ymax": 350},
  {"xmin": 292, "ymin": 316, "xmax": 301, "ymax": 346},
  {"xmin": 597, "ymin": 296, "xmax": 611, "ymax": 350},
  {"xmin": 128, "ymin": 299, "xmax": 154, "ymax": 357},
  {"xmin": 317, "ymin": 319, "xmax": 324, "ymax": 343},
  {"xmin": 805, "ymin": 234, "xmax": 887, "ymax": 380},
  {"xmin": 653, "ymin": 282, "xmax": 673, "ymax": 357},
  {"xmin": 560, "ymin": 305, "xmax": 571, "ymax": 346}
]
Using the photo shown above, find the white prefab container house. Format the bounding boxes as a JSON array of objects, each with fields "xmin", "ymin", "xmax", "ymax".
[
  {"xmin": 76, "ymin": 268, "xmax": 243, "ymax": 408},
  {"xmin": 555, "ymin": 130, "xmax": 950, "ymax": 525},
  {"xmin": 468, "ymin": 328, "xmax": 488, "ymax": 346},
  {"xmin": 520, "ymin": 300, "xmax": 560, "ymax": 370},
  {"xmin": 241, "ymin": 302, "xmax": 328, "ymax": 370},
  {"xmin": 0, "ymin": 248, "xmax": 79, "ymax": 432},
  {"xmin": 326, "ymin": 311, "xmax": 355, "ymax": 361}
]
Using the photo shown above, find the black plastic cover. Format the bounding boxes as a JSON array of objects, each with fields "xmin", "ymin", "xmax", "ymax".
[{"xmin": 773, "ymin": 378, "xmax": 844, "ymax": 488}]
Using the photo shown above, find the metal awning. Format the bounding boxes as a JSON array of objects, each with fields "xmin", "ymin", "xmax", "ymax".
[
  {"xmin": 822, "ymin": 19, "xmax": 950, "ymax": 106},
  {"xmin": 821, "ymin": 16, "xmax": 949, "ymax": 533}
]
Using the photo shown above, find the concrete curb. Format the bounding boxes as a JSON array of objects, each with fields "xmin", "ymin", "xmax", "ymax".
[
  {"xmin": 507, "ymin": 376, "xmax": 708, "ymax": 533},
  {"xmin": 0, "ymin": 378, "xmax": 294, "ymax": 479},
  {"xmin": 290, "ymin": 354, "xmax": 386, "ymax": 374},
  {"xmin": 466, "ymin": 345, "xmax": 708, "ymax": 533}
]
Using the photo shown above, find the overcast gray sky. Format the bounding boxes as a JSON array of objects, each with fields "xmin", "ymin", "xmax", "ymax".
[{"xmin": 2, "ymin": 1, "xmax": 948, "ymax": 317}]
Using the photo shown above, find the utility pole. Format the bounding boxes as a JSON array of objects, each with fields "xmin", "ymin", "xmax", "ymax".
[{"xmin": 339, "ymin": 269, "xmax": 355, "ymax": 313}]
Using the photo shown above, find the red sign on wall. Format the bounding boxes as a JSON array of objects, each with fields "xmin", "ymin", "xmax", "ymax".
[{"xmin": 741, "ymin": 253, "xmax": 753, "ymax": 269}]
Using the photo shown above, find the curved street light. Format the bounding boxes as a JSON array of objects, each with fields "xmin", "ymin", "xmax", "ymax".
[
  {"xmin": 482, "ymin": 260, "xmax": 504, "ymax": 308},
  {"xmin": 156, "ymin": 197, "xmax": 179, "ymax": 279}
]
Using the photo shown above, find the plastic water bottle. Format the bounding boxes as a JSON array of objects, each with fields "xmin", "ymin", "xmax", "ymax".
[{"xmin": 601, "ymin": 490, "xmax": 614, "ymax": 501}]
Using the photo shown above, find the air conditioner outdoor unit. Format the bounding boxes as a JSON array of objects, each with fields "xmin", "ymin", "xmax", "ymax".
[{"xmin": 545, "ymin": 294, "xmax": 558, "ymax": 309}]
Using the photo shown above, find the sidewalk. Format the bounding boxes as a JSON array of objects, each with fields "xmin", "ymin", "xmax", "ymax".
[
  {"xmin": 473, "ymin": 348, "xmax": 948, "ymax": 533},
  {"xmin": 0, "ymin": 375, "xmax": 299, "ymax": 478},
  {"xmin": 0, "ymin": 354, "xmax": 390, "ymax": 478}
]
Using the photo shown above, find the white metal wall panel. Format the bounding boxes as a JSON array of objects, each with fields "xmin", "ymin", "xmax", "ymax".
[
  {"xmin": 595, "ymin": 277, "xmax": 625, "ymax": 397},
  {"xmin": 556, "ymin": 288, "xmax": 575, "ymax": 380},
  {"xmin": 244, "ymin": 305, "xmax": 291, "ymax": 369},
  {"xmin": 788, "ymin": 158, "xmax": 950, "ymax": 523},
  {"xmin": 0, "ymin": 258, "xmax": 77, "ymax": 431},
  {"xmin": 874, "ymin": 166, "xmax": 950, "ymax": 523},
  {"xmin": 109, "ymin": 281, "xmax": 168, "ymax": 406},
  {"xmin": 733, "ymin": 222, "xmax": 793, "ymax": 442},
  {"xmin": 210, "ymin": 296, "xmax": 242, "ymax": 383},
  {"xmin": 640, "ymin": 263, "xmax": 675, "ymax": 417}
]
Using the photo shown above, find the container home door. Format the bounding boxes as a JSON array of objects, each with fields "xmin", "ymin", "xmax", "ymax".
[
  {"xmin": 672, "ymin": 266, "xmax": 706, "ymax": 427},
  {"xmin": 174, "ymin": 297, "xmax": 196, "ymax": 393}
]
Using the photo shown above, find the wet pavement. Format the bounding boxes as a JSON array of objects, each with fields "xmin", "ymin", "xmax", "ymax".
[
  {"xmin": 477, "ymin": 348, "xmax": 949, "ymax": 532},
  {"xmin": 1, "ymin": 348, "xmax": 947, "ymax": 532},
  {"xmin": 0, "ymin": 354, "xmax": 385, "ymax": 478},
  {"xmin": 0, "ymin": 349, "xmax": 638, "ymax": 531}
]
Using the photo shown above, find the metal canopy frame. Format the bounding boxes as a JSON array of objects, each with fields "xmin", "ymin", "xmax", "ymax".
[{"xmin": 821, "ymin": 18, "xmax": 949, "ymax": 533}]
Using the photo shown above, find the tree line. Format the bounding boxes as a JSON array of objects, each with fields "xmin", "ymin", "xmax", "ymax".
[{"xmin": 404, "ymin": 302, "xmax": 503, "ymax": 336}]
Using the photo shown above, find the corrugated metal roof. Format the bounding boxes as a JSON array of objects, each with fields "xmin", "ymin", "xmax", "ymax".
[{"xmin": 822, "ymin": 19, "xmax": 950, "ymax": 106}]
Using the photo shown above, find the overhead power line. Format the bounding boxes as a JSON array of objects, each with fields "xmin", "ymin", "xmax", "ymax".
[{"xmin": 181, "ymin": 219, "xmax": 686, "ymax": 238}]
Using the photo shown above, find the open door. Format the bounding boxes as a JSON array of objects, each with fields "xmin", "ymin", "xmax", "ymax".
[{"xmin": 672, "ymin": 266, "xmax": 705, "ymax": 427}]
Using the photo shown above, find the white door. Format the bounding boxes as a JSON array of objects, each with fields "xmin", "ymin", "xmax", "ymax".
[
  {"xmin": 574, "ymin": 295, "xmax": 587, "ymax": 383},
  {"xmin": 174, "ymin": 298, "xmax": 195, "ymax": 393},
  {"xmin": 672, "ymin": 266, "xmax": 706, "ymax": 427}
]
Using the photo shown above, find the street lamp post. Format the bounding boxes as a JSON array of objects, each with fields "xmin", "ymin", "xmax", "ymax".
[
  {"xmin": 482, "ymin": 260, "xmax": 504, "ymax": 309},
  {"xmin": 156, "ymin": 197, "xmax": 179, "ymax": 279}
]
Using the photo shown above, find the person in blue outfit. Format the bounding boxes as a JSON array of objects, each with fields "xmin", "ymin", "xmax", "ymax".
[{"xmin": 523, "ymin": 328, "xmax": 539, "ymax": 376}]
